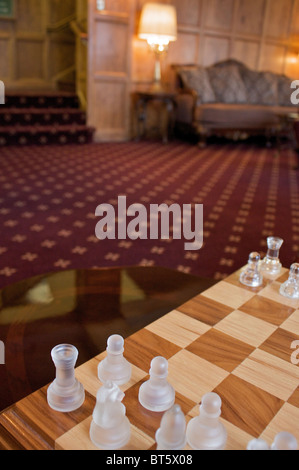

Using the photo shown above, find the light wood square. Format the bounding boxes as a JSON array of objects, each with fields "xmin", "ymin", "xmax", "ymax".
[
  {"xmin": 55, "ymin": 416, "xmax": 155, "ymax": 450},
  {"xmin": 145, "ymin": 309, "xmax": 211, "ymax": 348},
  {"xmin": 281, "ymin": 310, "xmax": 299, "ymax": 336},
  {"xmin": 201, "ymin": 281, "xmax": 256, "ymax": 309},
  {"xmin": 258, "ymin": 281, "xmax": 299, "ymax": 309},
  {"xmin": 76, "ymin": 355, "xmax": 147, "ymax": 398},
  {"xmin": 214, "ymin": 310, "xmax": 277, "ymax": 347},
  {"xmin": 260, "ymin": 402, "xmax": 299, "ymax": 444},
  {"xmin": 233, "ymin": 349, "xmax": 299, "ymax": 401},
  {"xmin": 168, "ymin": 349, "xmax": 229, "ymax": 403}
]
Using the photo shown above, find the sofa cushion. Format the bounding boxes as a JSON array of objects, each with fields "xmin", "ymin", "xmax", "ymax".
[
  {"xmin": 207, "ymin": 64, "xmax": 248, "ymax": 104},
  {"xmin": 194, "ymin": 103, "xmax": 280, "ymax": 129},
  {"xmin": 178, "ymin": 66, "xmax": 216, "ymax": 104},
  {"xmin": 241, "ymin": 69, "xmax": 278, "ymax": 106}
]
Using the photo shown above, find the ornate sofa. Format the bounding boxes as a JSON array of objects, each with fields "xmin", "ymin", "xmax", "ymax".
[{"xmin": 173, "ymin": 59, "xmax": 297, "ymax": 145}]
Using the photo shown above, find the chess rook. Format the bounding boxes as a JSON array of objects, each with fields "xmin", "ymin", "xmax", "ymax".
[
  {"xmin": 186, "ymin": 392, "xmax": 227, "ymax": 450},
  {"xmin": 47, "ymin": 344, "xmax": 85, "ymax": 413},
  {"xmin": 138, "ymin": 356, "xmax": 175, "ymax": 412},
  {"xmin": 98, "ymin": 334, "xmax": 132, "ymax": 385},
  {"xmin": 260, "ymin": 236, "xmax": 283, "ymax": 278}
]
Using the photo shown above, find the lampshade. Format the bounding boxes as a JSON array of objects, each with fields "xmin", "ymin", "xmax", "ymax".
[{"xmin": 138, "ymin": 3, "xmax": 177, "ymax": 47}]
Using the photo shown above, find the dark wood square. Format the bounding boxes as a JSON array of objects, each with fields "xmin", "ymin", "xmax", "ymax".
[
  {"xmin": 123, "ymin": 378, "xmax": 196, "ymax": 440},
  {"xmin": 186, "ymin": 328, "xmax": 255, "ymax": 372},
  {"xmin": 239, "ymin": 294, "xmax": 295, "ymax": 326},
  {"xmin": 259, "ymin": 327, "xmax": 299, "ymax": 362},
  {"xmin": 124, "ymin": 328, "xmax": 181, "ymax": 372},
  {"xmin": 177, "ymin": 294, "xmax": 233, "ymax": 326},
  {"xmin": 213, "ymin": 374, "xmax": 284, "ymax": 437}
]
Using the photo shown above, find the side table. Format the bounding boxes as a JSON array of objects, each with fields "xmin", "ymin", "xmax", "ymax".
[{"xmin": 132, "ymin": 88, "xmax": 177, "ymax": 143}]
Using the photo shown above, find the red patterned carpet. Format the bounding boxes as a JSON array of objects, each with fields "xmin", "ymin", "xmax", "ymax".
[{"xmin": 0, "ymin": 139, "xmax": 298, "ymax": 289}]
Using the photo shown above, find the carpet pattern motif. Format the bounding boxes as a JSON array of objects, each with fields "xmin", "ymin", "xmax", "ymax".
[{"xmin": 0, "ymin": 140, "xmax": 298, "ymax": 289}]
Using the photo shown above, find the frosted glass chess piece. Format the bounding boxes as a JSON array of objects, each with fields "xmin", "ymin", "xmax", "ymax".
[
  {"xmin": 240, "ymin": 252, "xmax": 263, "ymax": 287},
  {"xmin": 138, "ymin": 356, "xmax": 175, "ymax": 412},
  {"xmin": 247, "ymin": 438, "xmax": 270, "ymax": 450},
  {"xmin": 280, "ymin": 263, "xmax": 299, "ymax": 299},
  {"xmin": 98, "ymin": 334, "xmax": 131, "ymax": 385},
  {"xmin": 260, "ymin": 236, "xmax": 283, "ymax": 278},
  {"xmin": 186, "ymin": 392, "xmax": 227, "ymax": 450},
  {"xmin": 271, "ymin": 431, "xmax": 298, "ymax": 450},
  {"xmin": 89, "ymin": 381, "xmax": 131, "ymax": 450},
  {"xmin": 47, "ymin": 344, "xmax": 85, "ymax": 412},
  {"xmin": 155, "ymin": 404, "xmax": 186, "ymax": 450}
]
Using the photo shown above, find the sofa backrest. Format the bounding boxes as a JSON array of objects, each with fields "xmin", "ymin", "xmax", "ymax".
[{"xmin": 173, "ymin": 59, "xmax": 296, "ymax": 108}]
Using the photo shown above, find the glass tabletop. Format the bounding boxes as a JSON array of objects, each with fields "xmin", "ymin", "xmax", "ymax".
[{"xmin": 0, "ymin": 266, "xmax": 215, "ymax": 411}]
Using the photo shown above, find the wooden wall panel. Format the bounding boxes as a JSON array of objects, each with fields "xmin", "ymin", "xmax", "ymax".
[
  {"xmin": 0, "ymin": 0, "xmax": 77, "ymax": 90},
  {"xmin": 235, "ymin": 0, "xmax": 266, "ymax": 37},
  {"xmin": 259, "ymin": 44, "xmax": 287, "ymax": 74},
  {"xmin": 202, "ymin": 36, "xmax": 230, "ymax": 66},
  {"xmin": 171, "ymin": 0, "xmax": 201, "ymax": 27},
  {"xmin": 87, "ymin": 0, "xmax": 134, "ymax": 142},
  {"xmin": 204, "ymin": 0, "xmax": 234, "ymax": 31},
  {"xmin": 264, "ymin": 0, "xmax": 293, "ymax": 40},
  {"xmin": 0, "ymin": 38, "xmax": 10, "ymax": 79},
  {"xmin": 16, "ymin": 40, "xmax": 44, "ymax": 80},
  {"xmin": 231, "ymin": 40, "xmax": 260, "ymax": 70},
  {"xmin": 94, "ymin": 20, "xmax": 128, "ymax": 73}
]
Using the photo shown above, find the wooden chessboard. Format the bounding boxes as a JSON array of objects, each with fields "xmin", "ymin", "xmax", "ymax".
[{"xmin": 0, "ymin": 267, "xmax": 299, "ymax": 451}]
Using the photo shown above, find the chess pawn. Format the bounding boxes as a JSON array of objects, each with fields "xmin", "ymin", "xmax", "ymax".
[
  {"xmin": 89, "ymin": 381, "xmax": 131, "ymax": 450},
  {"xmin": 138, "ymin": 356, "xmax": 175, "ymax": 412},
  {"xmin": 240, "ymin": 252, "xmax": 263, "ymax": 287},
  {"xmin": 260, "ymin": 236, "xmax": 283, "ymax": 278},
  {"xmin": 155, "ymin": 404, "xmax": 186, "ymax": 450},
  {"xmin": 98, "ymin": 334, "xmax": 131, "ymax": 385},
  {"xmin": 247, "ymin": 438, "xmax": 270, "ymax": 450},
  {"xmin": 47, "ymin": 344, "xmax": 85, "ymax": 412},
  {"xmin": 271, "ymin": 432, "xmax": 298, "ymax": 450},
  {"xmin": 280, "ymin": 263, "xmax": 299, "ymax": 299},
  {"xmin": 186, "ymin": 392, "xmax": 227, "ymax": 450}
]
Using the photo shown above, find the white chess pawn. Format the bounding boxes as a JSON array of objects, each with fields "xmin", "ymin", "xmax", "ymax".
[
  {"xmin": 138, "ymin": 356, "xmax": 175, "ymax": 412},
  {"xmin": 240, "ymin": 252, "xmax": 263, "ymax": 287},
  {"xmin": 47, "ymin": 344, "xmax": 85, "ymax": 412},
  {"xmin": 186, "ymin": 392, "xmax": 227, "ymax": 450},
  {"xmin": 280, "ymin": 263, "xmax": 299, "ymax": 299},
  {"xmin": 155, "ymin": 404, "xmax": 186, "ymax": 450},
  {"xmin": 98, "ymin": 334, "xmax": 132, "ymax": 385},
  {"xmin": 247, "ymin": 438, "xmax": 270, "ymax": 450},
  {"xmin": 260, "ymin": 236, "xmax": 283, "ymax": 278},
  {"xmin": 89, "ymin": 381, "xmax": 131, "ymax": 450},
  {"xmin": 271, "ymin": 431, "xmax": 298, "ymax": 450}
]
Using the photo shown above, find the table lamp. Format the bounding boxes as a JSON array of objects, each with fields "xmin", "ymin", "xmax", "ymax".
[{"xmin": 138, "ymin": 2, "xmax": 177, "ymax": 91}]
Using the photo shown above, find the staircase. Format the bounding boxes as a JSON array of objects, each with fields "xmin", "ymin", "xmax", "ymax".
[{"xmin": 0, "ymin": 91, "xmax": 94, "ymax": 146}]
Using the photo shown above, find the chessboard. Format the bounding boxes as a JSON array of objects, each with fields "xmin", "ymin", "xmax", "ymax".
[{"xmin": 0, "ymin": 266, "xmax": 298, "ymax": 451}]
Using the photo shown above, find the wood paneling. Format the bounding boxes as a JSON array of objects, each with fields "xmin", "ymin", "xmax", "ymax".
[
  {"xmin": 0, "ymin": 0, "xmax": 76, "ymax": 90},
  {"xmin": 87, "ymin": 0, "xmax": 134, "ymax": 142}
]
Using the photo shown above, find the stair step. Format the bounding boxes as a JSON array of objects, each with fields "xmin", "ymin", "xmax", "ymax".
[
  {"xmin": 5, "ymin": 92, "xmax": 80, "ymax": 109},
  {"xmin": 0, "ymin": 124, "xmax": 95, "ymax": 146},
  {"xmin": 0, "ymin": 108, "xmax": 86, "ymax": 126}
]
